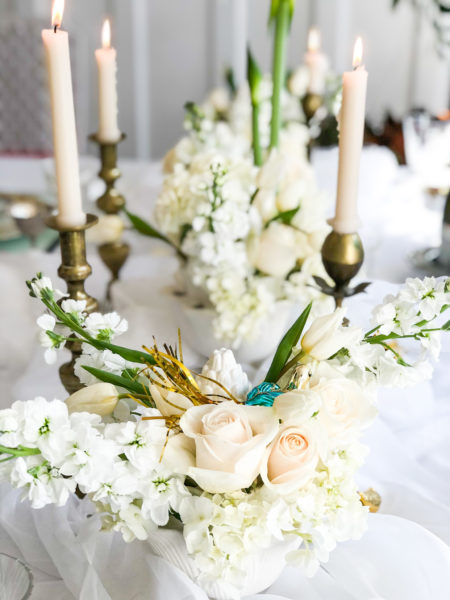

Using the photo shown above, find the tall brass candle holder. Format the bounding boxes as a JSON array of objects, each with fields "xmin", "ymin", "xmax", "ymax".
[
  {"xmin": 89, "ymin": 133, "xmax": 130, "ymax": 302},
  {"xmin": 314, "ymin": 230, "xmax": 370, "ymax": 308},
  {"xmin": 302, "ymin": 92, "xmax": 323, "ymax": 123},
  {"xmin": 47, "ymin": 214, "xmax": 99, "ymax": 395}
]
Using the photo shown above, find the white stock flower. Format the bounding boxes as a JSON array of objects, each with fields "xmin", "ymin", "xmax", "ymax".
[
  {"xmin": 36, "ymin": 314, "xmax": 63, "ymax": 364},
  {"xmin": 84, "ymin": 312, "xmax": 128, "ymax": 341},
  {"xmin": 399, "ymin": 277, "xmax": 449, "ymax": 321}
]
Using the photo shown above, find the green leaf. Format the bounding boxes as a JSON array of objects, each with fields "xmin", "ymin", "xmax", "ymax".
[
  {"xmin": 442, "ymin": 319, "xmax": 450, "ymax": 331},
  {"xmin": 96, "ymin": 340, "xmax": 156, "ymax": 366},
  {"xmin": 265, "ymin": 302, "xmax": 312, "ymax": 383},
  {"xmin": 225, "ymin": 67, "xmax": 237, "ymax": 94},
  {"xmin": 82, "ymin": 366, "xmax": 153, "ymax": 404},
  {"xmin": 125, "ymin": 209, "xmax": 186, "ymax": 259},
  {"xmin": 267, "ymin": 207, "xmax": 299, "ymax": 226},
  {"xmin": 125, "ymin": 209, "xmax": 171, "ymax": 244}
]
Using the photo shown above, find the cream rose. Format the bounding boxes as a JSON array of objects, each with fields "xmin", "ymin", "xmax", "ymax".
[
  {"xmin": 261, "ymin": 424, "xmax": 319, "ymax": 494},
  {"xmin": 177, "ymin": 401, "xmax": 279, "ymax": 493},
  {"xmin": 308, "ymin": 364, "xmax": 377, "ymax": 444}
]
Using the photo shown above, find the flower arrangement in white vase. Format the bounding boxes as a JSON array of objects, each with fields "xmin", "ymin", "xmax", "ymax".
[
  {"xmin": 126, "ymin": 0, "xmax": 334, "ymax": 360},
  {"xmin": 0, "ymin": 272, "xmax": 448, "ymax": 599}
]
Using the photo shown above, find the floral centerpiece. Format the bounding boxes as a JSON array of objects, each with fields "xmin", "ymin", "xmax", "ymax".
[
  {"xmin": 0, "ymin": 273, "xmax": 448, "ymax": 599},
  {"xmin": 126, "ymin": 1, "xmax": 335, "ymax": 359}
]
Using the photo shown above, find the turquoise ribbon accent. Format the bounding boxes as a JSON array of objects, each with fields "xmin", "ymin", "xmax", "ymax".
[{"xmin": 245, "ymin": 382, "xmax": 283, "ymax": 407}]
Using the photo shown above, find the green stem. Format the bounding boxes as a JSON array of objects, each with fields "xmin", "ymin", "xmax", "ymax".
[
  {"xmin": 252, "ymin": 102, "xmax": 263, "ymax": 166},
  {"xmin": 270, "ymin": 0, "xmax": 290, "ymax": 149},
  {"xmin": 365, "ymin": 327, "xmax": 442, "ymax": 345},
  {"xmin": 0, "ymin": 444, "xmax": 41, "ymax": 458}
]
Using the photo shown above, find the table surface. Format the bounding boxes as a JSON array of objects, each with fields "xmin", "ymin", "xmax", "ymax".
[{"xmin": 0, "ymin": 148, "xmax": 449, "ymax": 599}]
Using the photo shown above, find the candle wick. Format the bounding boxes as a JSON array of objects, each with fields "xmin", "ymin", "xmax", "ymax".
[{"xmin": 54, "ymin": 24, "xmax": 58, "ymax": 34}]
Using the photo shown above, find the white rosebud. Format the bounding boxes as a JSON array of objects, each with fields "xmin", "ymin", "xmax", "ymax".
[
  {"xmin": 301, "ymin": 308, "xmax": 362, "ymax": 360},
  {"xmin": 65, "ymin": 383, "xmax": 119, "ymax": 416}
]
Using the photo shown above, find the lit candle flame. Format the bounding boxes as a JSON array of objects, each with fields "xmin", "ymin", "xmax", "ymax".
[
  {"xmin": 352, "ymin": 37, "xmax": 363, "ymax": 69},
  {"xmin": 307, "ymin": 27, "xmax": 321, "ymax": 52},
  {"xmin": 102, "ymin": 18, "xmax": 111, "ymax": 49},
  {"xmin": 52, "ymin": 0, "xmax": 65, "ymax": 30}
]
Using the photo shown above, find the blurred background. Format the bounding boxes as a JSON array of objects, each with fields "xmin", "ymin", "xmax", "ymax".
[{"xmin": 1, "ymin": 0, "xmax": 449, "ymax": 159}]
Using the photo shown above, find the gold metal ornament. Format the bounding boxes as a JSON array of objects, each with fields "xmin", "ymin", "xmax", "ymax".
[
  {"xmin": 47, "ymin": 214, "xmax": 99, "ymax": 394},
  {"xmin": 315, "ymin": 230, "xmax": 371, "ymax": 308},
  {"xmin": 89, "ymin": 133, "xmax": 130, "ymax": 302},
  {"xmin": 360, "ymin": 488, "xmax": 382, "ymax": 513}
]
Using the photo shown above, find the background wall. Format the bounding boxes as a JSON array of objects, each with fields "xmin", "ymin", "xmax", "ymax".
[{"xmin": 0, "ymin": 0, "xmax": 449, "ymax": 159}]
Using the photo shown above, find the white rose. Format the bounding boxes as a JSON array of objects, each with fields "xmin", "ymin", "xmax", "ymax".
[
  {"xmin": 249, "ymin": 222, "xmax": 297, "ymax": 278},
  {"xmin": 309, "ymin": 364, "xmax": 377, "ymax": 445},
  {"xmin": 65, "ymin": 383, "xmax": 118, "ymax": 416},
  {"xmin": 301, "ymin": 308, "xmax": 362, "ymax": 360},
  {"xmin": 261, "ymin": 423, "xmax": 319, "ymax": 494},
  {"xmin": 86, "ymin": 215, "xmax": 124, "ymax": 245},
  {"xmin": 177, "ymin": 401, "xmax": 279, "ymax": 493}
]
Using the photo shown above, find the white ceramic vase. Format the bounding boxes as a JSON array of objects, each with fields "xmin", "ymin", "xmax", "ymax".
[
  {"xmin": 146, "ymin": 528, "xmax": 299, "ymax": 600},
  {"xmin": 172, "ymin": 293, "xmax": 294, "ymax": 364}
]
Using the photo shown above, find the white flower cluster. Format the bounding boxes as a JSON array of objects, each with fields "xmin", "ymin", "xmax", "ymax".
[
  {"xmin": 6, "ymin": 275, "xmax": 450, "ymax": 597},
  {"xmin": 319, "ymin": 277, "xmax": 450, "ymax": 388},
  {"xmin": 156, "ymin": 127, "xmax": 331, "ymax": 346},
  {"xmin": 0, "ymin": 398, "xmax": 186, "ymax": 539}
]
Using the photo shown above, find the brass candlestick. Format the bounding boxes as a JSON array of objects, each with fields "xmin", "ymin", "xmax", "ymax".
[
  {"xmin": 47, "ymin": 214, "xmax": 99, "ymax": 395},
  {"xmin": 315, "ymin": 230, "xmax": 370, "ymax": 308},
  {"xmin": 302, "ymin": 92, "xmax": 323, "ymax": 122},
  {"xmin": 89, "ymin": 133, "xmax": 130, "ymax": 302}
]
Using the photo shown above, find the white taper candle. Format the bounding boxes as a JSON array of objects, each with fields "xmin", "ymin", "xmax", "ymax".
[
  {"xmin": 95, "ymin": 19, "xmax": 120, "ymax": 143},
  {"xmin": 42, "ymin": 0, "xmax": 85, "ymax": 228},
  {"xmin": 332, "ymin": 37, "xmax": 368, "ymax": 234}
]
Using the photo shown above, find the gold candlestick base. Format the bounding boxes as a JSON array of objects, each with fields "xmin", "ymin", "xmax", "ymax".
[
  {"xmin": 90, "ymin": 133, "xmax": 129, "ymax": 300},
  {"xmin": 47, "ymin": 214, "xmax": 99, "ymax": 394},
  {"xmin": 302, "ymin": 92, "xmax": 323, "ymax": 122},
  {"xmin": 98, "ymin": 241, "xmax": 130, "ymax": 302},
  {"xmin": 315, "ymin": 230, "xmax": 371, "ymax": 308}
]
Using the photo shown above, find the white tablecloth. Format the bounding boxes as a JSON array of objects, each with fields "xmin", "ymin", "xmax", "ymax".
[{"xmin": 0, "ymin": 149, "xmax": 449, "ymax": 599}]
